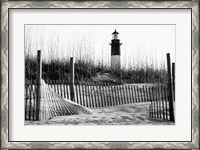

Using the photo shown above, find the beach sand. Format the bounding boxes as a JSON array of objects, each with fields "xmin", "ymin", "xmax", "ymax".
[{"xmin": 25, "ymin": 102, "xmax": 174, "ymax": 125}]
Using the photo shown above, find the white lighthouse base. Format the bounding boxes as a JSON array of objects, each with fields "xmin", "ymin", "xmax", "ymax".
[{"xmin": 111, "ymin": 55, "xmax": 121, "ymax": 70}]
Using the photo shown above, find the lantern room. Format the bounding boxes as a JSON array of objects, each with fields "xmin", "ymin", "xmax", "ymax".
[{"xmin": 112, "ymin": 29, "xmax": 119, "ymax": 39}]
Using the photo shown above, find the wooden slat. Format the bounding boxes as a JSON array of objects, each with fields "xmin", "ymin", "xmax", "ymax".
[
  {"xmin": 148, "ymin": 87, "xmax": 152, "ymax": 117},
  {"xmin": 92, "ymin": 84, "xmax": 98, "ymax": 107},
  {"xmin": 149, "ymin": 103, "xmax": 152, "ymax": 118},
  {"xmin": 164, "ymin": 85, "xmax": 169, "ymax": 120},
  {"xmin": 157, "ymin": 85, "xmax": 161, "ymax": 119},
  {"xmin": 145, "ymin": 86, "xmax": 149, "ymax": 102},
  {"xmin": 88, "ymin": 85, "xmax": 93, "ymax": 108},
  {"xmin": 105, "ymin": 83, "xmax": 109, "ymax": 107},
  {"xmin": 105, "ymin": 84, "xmax": 109, "ymax": 107},
  {"xmin": 74, "ymin": 85, "xmax": 78, "ymax": 104},
  {"xmin": 119, "ymin": 85, "xmax": 124, "ymax": 105},
  {"xmin": 142, "ymin": 86, "xmax": 145, "ymax": 102},
  {"xmin": 120, "ymin": 84, "xmax": 125, "ymax": 105},
  {"xmin": 96, "ymin": 84, "xmax": 99, "ymax": 107},
  {"xmin": 52, "ymin": 80, "xmax": 56, "ymax": 93},
  {"xmin": 138, "ymin": 86, "xmax": 141, "ymax": 102},
  {"xmin": 109, "ymin": 83, "xmax": 114, "ymax": 106},
  {"xmin": 33, "ymin": 85, "xmax": 37, "ymax": 120},
  {"xmin": 128, "ymin": 85, "xmax": 133, "ymax": 104},
  {"xmin": 115, "ymin": 84, "xmax": 120, "ymax": 105},
  {"xmin": 99, "ymin": 84, "xmax": 104, "ymax": 107},
  {"xmin": 66, "ymin": 85, "xmax": 69, "ymax": 100},
  {"xmin": 122, "ymin": 84, "xmax": 126, "ymax": 104},
  {"xmin": 105, "ymin": 83, "xmax": 110, "ymax": 107},
  {"xmin": 78, "ymin": 84, "xmax": 83, "ymax": 106},
  {"xmin": 94, "ymin": 84, "xmax": 98, "ymax": 107},
  {"xmin": 156, "ymin": 86, "xmax": 160, "ymax": 118},
  {"xmin": 161, "ymin": 85, "xmax": 166, "ymax": 120},
  {"xmin": 25, "ymin": 85, "xmax": 28, "ymax": 120},
  {"xmin": 133, "ymin": 86, "xmax": 137, "ymax": 103},
  {"xmin": 60, "ymin": 83, "xmax": 63, "ymax": 98},
  {"xmin": 102, "ymin": 84, "xmax": 107, "ymax": 107},
  {"xmin": 108, "ymin": 84, "xmax": 113, "ymax": 106},
  {"xmin": 103, "ymin": 83, "xmax": 109, "ymax": 107},
  {"xmin": 126, "ymin": 85, "xmax": 130, "ymax": 104},
  {"xmin": 110, "ymin": 84, "xmax": 115, "ymax": 106},
  {"xmin": 140, "ymin": 87, "xmax": 143, "ymax": 102},
  {"xmin": 124, "ymin": 85, "xmax": 130, "ymax": 104},
  {"xmin": 136, "ymin": 86, "xmax": 140, "ymax": 103},
  {"xmin": 138, "ymin": 87, "xmax": 143, "ymax": 103},
  {"xmin": 90, "ymin": 85, "xmax": 95, "ymax": 108},
  {"xmin": 87, "ymin": 85, "xmax": 91, "ymax": 107},
  {"xmin": 82, "ymin": 84, "xmax": 86, "ymax": 107},
  {"xmin": 56, "ymin": 81, "xmax": 60, "ymax": 96},
  {"xmin": 28, "ymin": 85, "xmax": 33, "ymax": 120},
  {"xmin": 87, "ymin": 84, "xmax": 91, "ymax": 107},
  {"xmin": 63, "ymin": 83, "xmax": 66, "ymax": 98},
  {"xmin": 84, "ymin": 84, "xmax": 88, "ymax": 107},
  {"xmin": 111, "ymin": 84, "xmax": 116, "ymax": 106},
  {"xmin": 155, "ymin": 86, "xmax": 158, "ymax": 118},
  {"xmin": 90, "ymin": 85, "xmax": 94, "ymax": 108},
  {"xmin": 151, "ymin": 86, "xmax": 155, "ymax": 118},
  {"xmin": 153, "ymin": 87, "xmax": 156, "ymax": 118},
  {"xmin": 67, "ymin": 85, "xmax": 71, "ymax": 100},
  {"xmin": 149, "ymin": 87, "xmax": 153, "ymax": 118},
  {"xmin": 96, "ymin": 84, "xmax": 101, "ymax": 107},
  {"xmin": 129, "ymin": 84, "xmax": 134, "ymax": 104},
  {"xmin": 158, "ymin": 85, "xmax": 163, "ymax": 119},
  {"xmin": 116, "ymin": 84, "xmax": 121, "ymax": 105},
  {"xmin": 130, "ymin": 85, "xmax": 135, "ymax": 104}
]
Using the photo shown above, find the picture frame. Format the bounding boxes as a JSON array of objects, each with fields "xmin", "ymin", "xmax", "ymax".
[{"xmin": 1, "ymin": 1, "xmax": 199, "ymax": 149}]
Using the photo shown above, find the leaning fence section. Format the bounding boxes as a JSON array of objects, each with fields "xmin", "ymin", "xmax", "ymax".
[{"xmin": 25, "ymin": 80, "xmax": 93, "ymax": 121}]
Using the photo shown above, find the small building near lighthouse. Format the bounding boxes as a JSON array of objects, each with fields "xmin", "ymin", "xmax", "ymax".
[{"xmin": 110, "ymin": 29, "xmax": 122, "ymax": 70}]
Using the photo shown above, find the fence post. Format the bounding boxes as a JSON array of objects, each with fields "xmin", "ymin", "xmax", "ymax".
[
  {"xmin": 172, "ymin": 62, "xmax": 175, "ymax": 101},
  {"xmin": 70, "ymin": 57, "xmax": 75, "ymax": 101},
  {"xmin": 166, "ymin": 53, "xmax": 175, "ymax": 122},
  {"xmin": 36, "ymin": 50, "xmax": 42, "ymax": 121}
]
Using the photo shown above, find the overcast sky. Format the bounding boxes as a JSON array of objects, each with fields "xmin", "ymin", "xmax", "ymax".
[{"xmin": 25, "ymin": 25, "xmax": 175, "ymax": 69}]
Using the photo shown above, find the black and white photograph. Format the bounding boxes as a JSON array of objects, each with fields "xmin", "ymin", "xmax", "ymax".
[{"xmin": 25, "ymin": 24, "xmax": 176, "ymax": 125}]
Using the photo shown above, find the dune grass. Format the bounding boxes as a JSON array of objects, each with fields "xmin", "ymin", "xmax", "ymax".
[{"xmin": 25, "ymin": 54, "xmax": 168, "ymax": 84}]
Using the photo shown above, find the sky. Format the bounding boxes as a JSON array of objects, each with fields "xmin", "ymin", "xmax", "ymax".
[{"xmin": 25, "ymin": 25, "xmax": 175, "ymax": 69}]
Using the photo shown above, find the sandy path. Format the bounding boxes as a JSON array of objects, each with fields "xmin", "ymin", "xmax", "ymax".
[{"xmin": 25, "ymin": 103, "xmax": 174, "ymax": 125}]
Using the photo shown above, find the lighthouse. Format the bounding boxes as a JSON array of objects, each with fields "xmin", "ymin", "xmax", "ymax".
[{"xmin": 110, "ymin": 29, "xmax": 122, "ymax": 69}]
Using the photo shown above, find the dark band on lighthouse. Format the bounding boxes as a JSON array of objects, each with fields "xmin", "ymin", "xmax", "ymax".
[{"xmin": 110, "ymin": 29, "xmax": 122, "ymax": 69}]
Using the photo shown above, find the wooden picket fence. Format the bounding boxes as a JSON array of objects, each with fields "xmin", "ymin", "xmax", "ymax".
[
  {"xmin": 148, "ymin": 84, "xmax": 175, "ymax": 121},
  {"xmin": 46, "ymin": 81, "xmax": 153, "ymax": 107},
  {"xmin": 148, "ymin": 54, "xmax": 175, "ymax": 122},
  {"xmin": 25, "ymin": 80, "xmax": 175, "ymax": 121},
  {"xmin": 25, "ymin": 80, "xmax": 154, "ymax": 120}
]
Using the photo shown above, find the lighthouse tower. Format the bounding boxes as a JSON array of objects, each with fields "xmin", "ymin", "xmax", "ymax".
[{"xmin": 110, "ymin": 29, "xmax": 122, "ymax": 69}]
